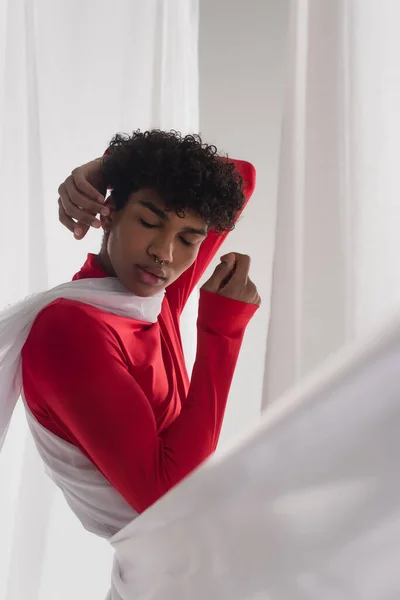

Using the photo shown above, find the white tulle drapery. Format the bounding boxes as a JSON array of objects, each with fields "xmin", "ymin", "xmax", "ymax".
[
  {"xmin": 0, "ymin": 1, "xmax": 199, "ymax": 598},
  {"xmin": 264, "ymin": 0, "xmax": 400, "ymax": 405}
]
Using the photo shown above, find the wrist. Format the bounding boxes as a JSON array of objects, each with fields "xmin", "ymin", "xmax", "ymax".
[{"xmin": 197, "ymin": 289, "xmax": 258, "ymax": 337}]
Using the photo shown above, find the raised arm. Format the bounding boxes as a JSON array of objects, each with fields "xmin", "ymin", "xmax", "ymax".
[
  {"xmin": 57, "ymin": 155, "xmax": 256, "ymax": 248},
  {"xmin": 166, "ymin": 159, "xmax": 256, "ymax": 316}
]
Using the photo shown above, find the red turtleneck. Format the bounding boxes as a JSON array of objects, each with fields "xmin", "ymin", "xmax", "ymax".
[{"xmin": 22, "ymin": 159, "xmax": 257, "ymax": 513}]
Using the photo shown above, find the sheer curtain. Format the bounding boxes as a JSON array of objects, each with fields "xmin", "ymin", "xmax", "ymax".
[
  {"xmin": 263, "ymin": 0, "xmax": 400, "ymax": 406},
  {"xmin": 0, "ymin": 1, "xmax": 199, "ymax": 598}
]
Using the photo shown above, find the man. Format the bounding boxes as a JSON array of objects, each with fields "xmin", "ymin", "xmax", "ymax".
[{"xmin": 22, "ymin": 129, "xmax": 259, "ymax": 524}]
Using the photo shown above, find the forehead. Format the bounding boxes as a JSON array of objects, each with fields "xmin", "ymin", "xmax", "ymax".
[{"xmin": 128, "ymin": 188, "xmax": 207, "ymax": 229}]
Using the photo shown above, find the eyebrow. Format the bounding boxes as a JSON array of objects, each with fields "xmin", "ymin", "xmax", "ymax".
[
  {"xmin": 139, "ymin": 200, "xmax": 168, "ymax": 221},
  {"xmin": 139, "ymin": 200, "xmax": 207, "ymax": 237},
  {"xmin": 181, "ymin": 226, "xmax": 208, "ymax": 237}
]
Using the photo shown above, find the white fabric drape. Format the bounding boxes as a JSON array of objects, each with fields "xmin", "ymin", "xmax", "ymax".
[
  {"xmin": 0, "ymin": 1, "xmax": 199, "ymax": 598},
  {"xmin": 108, "ymin": 302, "xmax": 400, "ymax": 599},
  {"xmin": 263, "ymin": 0, "xmax": 400, "ymax": 405}
]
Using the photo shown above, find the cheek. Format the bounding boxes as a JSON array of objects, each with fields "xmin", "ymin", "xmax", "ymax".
[
  {"xmin": 172, "ymin": 245, "xmax": 200, "ymax": 277},
  {"xmin": 108, "ymin": 220, "xmax": 149, "ymax": 257}
]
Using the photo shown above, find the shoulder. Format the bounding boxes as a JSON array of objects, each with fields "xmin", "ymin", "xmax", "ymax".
[
  {"xmin": 31, "ymin": 298, "xmax": 111, "ymax": 335},
  {"xmin": 24, "ymin": 299, "xmax": 117, "ymax": 358},
  {"xmin": 36, "ymin": 297, "xmax": 105, "ymax": 319},
  {"xmin": 22, "ymin": 298, "xmax": 130, "ymax": 386}
]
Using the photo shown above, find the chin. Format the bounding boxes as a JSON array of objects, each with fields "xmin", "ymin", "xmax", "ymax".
[
  {"xmin": 123, "ymin": 278, "xmax": 166, "ymax": 298},
  {"xmin": 115, "ymin": 264, "xmax": 169, "ymax": 297}
]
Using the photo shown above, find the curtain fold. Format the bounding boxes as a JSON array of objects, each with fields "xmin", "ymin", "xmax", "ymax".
[
  {"xmin": 0, "ymin": 2, "xmax": 199, "ymax": 598},
  {"xmin": 263, "ymin": 0, "xmax": 400, "ymax": 406}
]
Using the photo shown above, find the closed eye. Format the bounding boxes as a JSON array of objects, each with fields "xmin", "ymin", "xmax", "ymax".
[
  {"xmin": 140, "ymin": 218, "xmax": 200, "ymax": 246},
  {"xmin": 140, "ymin": 218, "xmax": 158, "ymax": 229},
  {"xmin": 180, "ymin": 237, "xmax": 195, "ymax": 247}
]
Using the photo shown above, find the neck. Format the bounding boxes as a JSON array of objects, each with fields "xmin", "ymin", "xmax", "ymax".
[{"xmin": 96, "ymin": 251, "xmax": 116, "ymax": 277}]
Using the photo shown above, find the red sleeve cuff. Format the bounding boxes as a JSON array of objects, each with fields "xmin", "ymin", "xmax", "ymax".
[{"xmin": 197, "ymin": 289, "xmax": 258, "ymax": 337}]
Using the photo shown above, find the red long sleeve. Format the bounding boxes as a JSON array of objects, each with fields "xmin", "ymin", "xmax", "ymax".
[
  {"xmin": 22, "ymin": 290, "xmax": 257, "ymax": 513},
  {"xmin": 166, "ymin": 158, "xmax": 256, "ymax": 315}
]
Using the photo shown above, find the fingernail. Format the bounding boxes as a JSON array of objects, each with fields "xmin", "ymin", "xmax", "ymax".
[
  {"xmin": 92, "ymin": 220, "xmax": 101, "ymax": 228},
  {"xmin": 74, "ymin": 227, "xmax": 82, "ymax": 237},
  {"xmin": 101, "ymin": 207, "xmax": 109, "ymax": 216}
]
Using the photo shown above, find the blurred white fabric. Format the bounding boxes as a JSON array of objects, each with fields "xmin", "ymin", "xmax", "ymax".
[
  {"xmin": 264, "ymin": 0, "xmax": 400, "ymax": 405},
  {"xmin": 107, "ymin": 304, "xmax": 400, "ymax": 599},
  {"xmin": 0, "ymin": 1, "xmax": 199, "ymax": 598}
]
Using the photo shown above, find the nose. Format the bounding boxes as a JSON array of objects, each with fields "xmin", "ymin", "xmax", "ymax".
[{"xmin": 148, "ymin": 232, "xmax": 174, "ymax": 265}]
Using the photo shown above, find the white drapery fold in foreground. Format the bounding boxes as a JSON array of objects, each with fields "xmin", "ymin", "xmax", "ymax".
[{"xmin": 109, "ymin": 309, "xmax": 400, "ymax": 599}]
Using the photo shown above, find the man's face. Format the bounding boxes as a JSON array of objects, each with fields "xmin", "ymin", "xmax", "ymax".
[{"xmin": 102, "ymin": 189, "xmax": 208, "ymax": 297}]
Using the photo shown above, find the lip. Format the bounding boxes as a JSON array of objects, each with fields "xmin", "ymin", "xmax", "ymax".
[
  {"xmin": 135, "ymin": 264, "xmax": 167, "ymax": 286},
  {"xmin": 138, "ymin": 264, "xmax": 166, "ymax": 278}
]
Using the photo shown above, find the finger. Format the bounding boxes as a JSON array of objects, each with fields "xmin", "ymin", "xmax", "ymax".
[
  {"xmin": 59, "ymin": 181, "xmax": 102, "ymax": 228},
  {"xmin": 58, "ymin": 198, "xmax": 76, "ymax": 234},
  {"xmin": 229, "ymin": 253, "xmax": 250, "ymax": 282},
  {"xmin": 64, "ymin": 176, "xmax": 107, "ymax": 219},
  {"xmin": 220, "ymin": 252, "xmax": 236, "ymax": 271},
  {"xmin": 247, "ymin": 278, "xmax": 261, "ymax": 306},
  {"xmin": 58, "ymin": 198, "xmax": 89, "ymax": 239},
  {"xmin": 58, "ymin": 198, "xmax": 88, "ymax": 239},
  {"xmin": 73, "ymin": 224, "xmax": 89, "ymax": 239},
  {"xmin": 202, "ymin": 260, "xmax": 233, "ymax": 293},
  {"xmin": 72, "ymin": 167, "xmax": 105, "ymax": 204}
]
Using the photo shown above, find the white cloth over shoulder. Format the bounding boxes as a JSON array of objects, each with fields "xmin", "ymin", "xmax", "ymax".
[
  {"xmin": 0, "ymin": 277, "xmax": 164, "ymax": 451},
  {"xmin": 107, "ymin": 313, "xmax": 400, "ymax": 600}
]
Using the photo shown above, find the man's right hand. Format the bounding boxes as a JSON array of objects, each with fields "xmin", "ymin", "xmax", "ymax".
[
  {"xmin": 201, "ymin": 253, "xmax": 261, "ymax": 306},
  {"xmin": 58, "ymin": 158, "xmax": 108, "ymax": 239}
]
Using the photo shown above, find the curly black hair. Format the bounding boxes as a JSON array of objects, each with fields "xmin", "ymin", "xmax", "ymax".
[{"xmin": 100, "ymin": 130, "xmax": 244, "ymax": 233}]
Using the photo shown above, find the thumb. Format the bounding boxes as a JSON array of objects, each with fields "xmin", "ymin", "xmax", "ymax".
[
  {"xmin": 201, "ymin": 257, "xmax": 234, "ymax": 293},
  {"xmin": 74, "ymin": 223, "xmax": 89, "ymax": 239}
]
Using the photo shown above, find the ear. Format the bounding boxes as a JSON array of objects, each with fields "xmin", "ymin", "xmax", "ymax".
[{"xmin": 100, "ymin": 195, "xmax": 117, "ymax": 233}]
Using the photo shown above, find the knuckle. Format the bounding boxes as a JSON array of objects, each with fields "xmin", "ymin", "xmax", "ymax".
[
  {"xmin": 75, "ymin": 214, "xmax": 91, "ymax": 226},
  {"xmin": 74, "ymin": 176, "xmax": 85, "ymax": 192},
  {"xmin": 58, "ymin": 202, "xmax": 66, "ymax": 219},
  {"xmin": 65, "ymin": 174, "xmax": 75, "ymax": 188},
  {"xmin": 68, "ymin": 205, "xmax": 80, "ymax": 219},
  {"xmin": 72, "ymin": 169, "xmax": 87, "ymax": 190}
]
